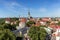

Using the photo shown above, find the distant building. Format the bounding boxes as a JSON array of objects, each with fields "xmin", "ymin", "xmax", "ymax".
[
  {"xmin": 35, "ymin": 21, "xmax": 40, "ymax": 26},
  {"xmin": 40, "ymin": 21, "xmax": 46, "ymax": 25},
  {"xmin": 5, "ymin": 18, "xmax": 10, "ymax": 24},
  {"xmin": 11, "ymin": 21, "xmax": 16, "ymax": 25},
  {"xmin": 19, "ymin": 22, "xmax": 25, "ymax": 28},
  {"xmin": 50, "ymin": 21, "xmax": 58, "ymax": 25},
  {"xmin": 19, "ymin": 18, "xmax": 26, "ymax": 29},
  {"xmin": 19, "ymin": 15, "xmax": 21, "ymax": 21},
  {"xmin": 37, "ymin": 18, "xmax": 40, "ymax": 21},
  {"xmin": 29, "ymin": 17, "xmax": 35, "ymax": 21},
  {"xmin": 42, "ymin": 17, "xmax": 51, "ymax": 22},
  {"xmin": 52, "ymin": 26, "xmax": 60, "ymax": 40}
]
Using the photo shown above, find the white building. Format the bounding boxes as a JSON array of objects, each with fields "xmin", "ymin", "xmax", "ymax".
[
  {"xmin": 40, "ymin": 21, "xmax": 46, "ymax": 25},
  {"xmin": 5, "ymin": 18, "xmax": 10, "ymax": 24},
  {"xmin": 5, "ymin": 21, "xmax": 10, "ymax": 24},
  {"xmin": 52, "ymin": 28, "xmax": 60, "ymax": 40},
  {"xmin": 19, "ymin": 22, "xmax": 25, "ymax": 29}
]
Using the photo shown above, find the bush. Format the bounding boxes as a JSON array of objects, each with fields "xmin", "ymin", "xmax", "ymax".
[
  {"xmin": 28, "ymin": 26, "xmax": 47, "ymax": 40},
  {"xmin": 26, "ymin": 21, "xmax": 35, "ymax": 27},
  {"xmin": 0, "ymin": 29, "xmax": 16, "ymax": 40},
  {"xmin": 16, "ymin": 37, "xmax": 23, "ymax": 40}
]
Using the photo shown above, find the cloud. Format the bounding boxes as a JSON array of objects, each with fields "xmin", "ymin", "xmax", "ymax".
[
  {"xmin": 47, "ymin": 8, "xmax": 60, "ymax": 17},
  {"xmin": 54, "ymin": 8, "xmax": 60, "ymax": 16},
  {"xmin": 3, "ymin": 2, "xmax": 28, "ymax": 14},
  {"xmin": 39, "ymin": 8, "xmax": 47, "ymax": 12},
  {"xmin": 0, "ymin": 1, "xmax": 29, "ymax": 17}
]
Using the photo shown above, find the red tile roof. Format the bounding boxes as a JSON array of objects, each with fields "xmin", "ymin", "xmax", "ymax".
[{"xmin": 6, "ymin": 18, "xmax": 10, "ymax": 21}]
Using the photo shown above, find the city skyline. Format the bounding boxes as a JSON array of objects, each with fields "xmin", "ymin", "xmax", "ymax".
[{"xmin": 0, "ymin": 0, "xmax": 60, "ymax": 17}]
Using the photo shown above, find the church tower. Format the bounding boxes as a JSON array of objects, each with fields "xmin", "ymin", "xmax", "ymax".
[
  {"xmin": 19, "ymin": 15, "xmax": 20, "ymax": 21},
  {"xmin": 28, "ymin": 9, "xmax": 31, "ymax": 19}
]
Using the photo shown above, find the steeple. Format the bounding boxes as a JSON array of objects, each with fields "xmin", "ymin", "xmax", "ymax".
[
  {"xmin": 19, "ymin": 15, "xmax": 20, "ymax": 21},
  {"xmin": 28, "ymin": 9, "xmax": 30, "ymax": 19},
  {"xmin": 19, "ymin": 15, "xmax": 20, "ymax": 18}
]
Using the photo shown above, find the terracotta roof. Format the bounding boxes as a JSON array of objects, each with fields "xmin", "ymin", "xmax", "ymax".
[{"xmin": 6, "ymin": 18, "xmax": 10, "ymax": 21}]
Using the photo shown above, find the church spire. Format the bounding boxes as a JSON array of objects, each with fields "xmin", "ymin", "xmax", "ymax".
[{"xmin": 28, "ymin": 9, "xmax": 30, "ymax": 19}]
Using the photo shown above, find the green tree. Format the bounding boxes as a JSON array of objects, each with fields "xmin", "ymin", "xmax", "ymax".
[
  {"xmin": 11, "ymin": 18, "xmax": 18, "ymax": 21},
  {"xmin": 57, "ymin": 21, "xmax": 60, "ymax": 25},
  {"xmin": 3, "ymin": 24, "xmax": 16, "ymax": 31},
  {"xmin": 16, "ymin": 20, "xmax": 19, "ymax": 26},
  {"xmin": 39, "ymin": 25, "xmax": 47, "ymax": 27},
  {"xmin": 0, "ymin": 25, "xmax": 4, "ymax": 29},
  {"xmin": 28, "ymin": 26, "xmax": 39, "ymax": 40},
  {"xmin": 0, "ymin": 18, "xmax": 5, "ymax": 25},
  {"xmin": 28, "ymin": 26, "xmax": 47, "ymax": 40},
  {"xmin": 11, "ymin": 24, "xmax": 17, "ymax": 30},
  {"xmin": 26, "ymin": 21, "xmax": 35, "ymax": 27},
  {"xmin": 0, "ymin": 29, "xmax": 16, "ymax": 40},
  {"xmin": 40, "ymin": 28, "xmax": 47, "ymax": 40}
]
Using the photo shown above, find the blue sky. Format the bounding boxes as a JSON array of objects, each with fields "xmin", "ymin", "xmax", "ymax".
[{"xmin": 0, "ymin": 0, "xmax": 60, "ymax": 17}]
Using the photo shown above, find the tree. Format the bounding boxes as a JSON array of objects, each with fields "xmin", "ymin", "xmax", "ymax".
[
  {"xmin": 39, "ymin": 25, "xmax": 47, "ymax": 27},
  {"xmin": 16, "ymin": 21, "xmax": 19, "ymax": 26},
  {"xmin": 0, "ymin": 18, "xmax": 5, "ymax": 25},
  {"xmin": 0, "ymin": 29, "xmax": 16, "ymax": 40},
  {"xmin": 28, "ymin": 26, "xmax": 47, "ymax": 40},
  {"xmin": 16, "ymin": 37, "xmax": 23, "ymax": 40},
  {"xmin": 26, "ymin": 21, "xmax": 35, "ymax": 27},
  {"xmin": 46, "ymin": 21, "xmax": 50, "ymax": 26},
  {"xmin": 0, "ymin": 25, "xmax": 4, "ymax": 29},
  {"xmin": 40, "ymin": 28, "xmax": 47, "ymax": 40},
  {"xmin": 57, "ymin": 21, "xmax": 60, "ymax": 25},
  {"xmin": 11, "ymin": 18, "xmax": 18, "ymax": 21},
  {"xmin": 28, "ymin": 26, "xmax": 40, "ymax": 40},
  {"xmin": 3, "ymin": 24, "xmax": 16, "ymax": 31}
]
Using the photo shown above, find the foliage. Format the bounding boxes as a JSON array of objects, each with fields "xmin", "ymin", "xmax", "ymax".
[
  {"xmin": 46, "ymin": 21, "xmax": 50, "ymax": 23},
  {"xmin": 0, "ymin": 29, "xmax": 16, "ymax": 40},
  {"xmin": 0, "ymin": 25, "xmax": 4, "ymax": 29},
  {"xmin": 11, "ymin": 24, "xmax": 17, "ymax": 30},
  {"xmin": 28, "ymin": 26, "xmax": 47, "ymax": 40},
  {"xmin": 16, "ymin": 21, "xmax": 19, "ymax": 26},
  {"xmin": 0, "ymin": 18, "xmax": 5, "ymax": 25},
  {"xmin": 57, "ymin": 21, "xmax": 60, "ymax": 25},
  {"xmin": 40, "ymin": 28, "xmax": 47, "ymax": 40},
  {"xmin": 16, "ymin": 37, "xmax": 23, "ymax": 40},
  {"xmin": 10, "ymin": 18, "xmax": 19, "ymax": 21},
  {"xmin": 26, "ymin": 21, "xmax": 35, "ymax": 27},
  {"xmin": 39, "ymin": 18, "xmax": 42, "ymax": 20},
  {"xmin": 39, "ymin": 25, "xmax": 47, "ymax": 27},
  {"xmin": 0, "ymin": 18, "xmax": 23, "ymax": 40},
  {"xmin": 2, "ymin": 24, "xmax": 16, "ymax": 31}
]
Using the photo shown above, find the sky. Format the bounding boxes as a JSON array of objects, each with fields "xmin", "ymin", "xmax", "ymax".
[{"xmin": 0, "ymin": 0, "xmax": 60, "ymax": 17}]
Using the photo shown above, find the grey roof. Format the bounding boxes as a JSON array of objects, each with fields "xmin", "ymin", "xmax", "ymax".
[{"xmin": 12, "ymin": 27, "xmax": 30, "ymax": 36}]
